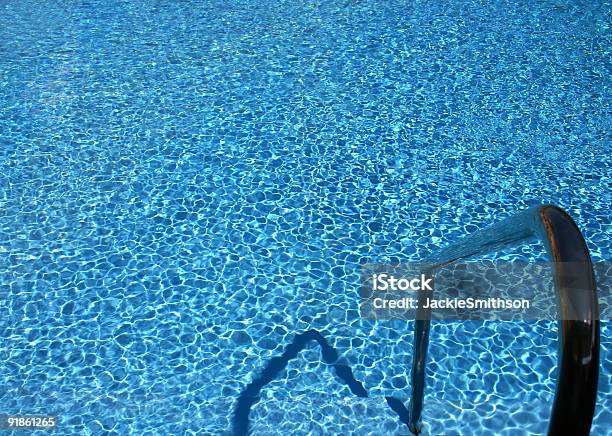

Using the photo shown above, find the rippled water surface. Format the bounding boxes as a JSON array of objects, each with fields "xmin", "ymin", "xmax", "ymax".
[{"xmin": 0, "ymin": 0, "xmax": 610, "ymax": 434}]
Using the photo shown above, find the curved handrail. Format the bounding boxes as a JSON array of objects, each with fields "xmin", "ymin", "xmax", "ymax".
[{"xmin": 408, "ymin": 205, "xmax": 600, "ymax": 435}]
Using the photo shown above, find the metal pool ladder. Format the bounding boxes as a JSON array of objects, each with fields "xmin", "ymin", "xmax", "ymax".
[{"xmin": 408, "ymin": 205, "xmax": 600, "ymax": 436}]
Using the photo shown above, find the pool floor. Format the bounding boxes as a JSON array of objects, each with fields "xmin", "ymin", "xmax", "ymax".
[{"xmin": 0, "ymin": 0, "xmax": 610, "ymax": 434}]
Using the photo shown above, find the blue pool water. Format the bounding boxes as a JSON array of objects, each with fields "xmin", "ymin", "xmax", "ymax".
[{"xmin": 1, "ymin": 0, "xmax": 610, "ymax": 434}]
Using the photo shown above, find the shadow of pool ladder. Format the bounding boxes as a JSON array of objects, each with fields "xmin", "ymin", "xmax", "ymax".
[{"xmin": 408, "ymin": 204, "xmax": 600, "ymax": 436}]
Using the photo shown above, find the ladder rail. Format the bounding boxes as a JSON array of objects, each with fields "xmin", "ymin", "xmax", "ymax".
[{"xmin": 408, "ymin": 205, "xmax": 600, "ymax": 436}]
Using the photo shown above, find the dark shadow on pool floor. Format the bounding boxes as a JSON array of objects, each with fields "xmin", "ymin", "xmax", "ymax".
[{"xmin": 233, "ymin": 329, "xmax": 409, "ymax": 435}]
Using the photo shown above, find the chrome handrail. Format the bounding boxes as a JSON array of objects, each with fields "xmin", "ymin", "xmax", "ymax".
[{"xmin": 408, "ymin": 205, "xmax": 600, "ymax": 435}]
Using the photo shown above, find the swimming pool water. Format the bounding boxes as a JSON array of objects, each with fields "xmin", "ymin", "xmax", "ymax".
[{"xmin": 0, "ymin": 0, "xmax": 610, "ymax": 434}]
